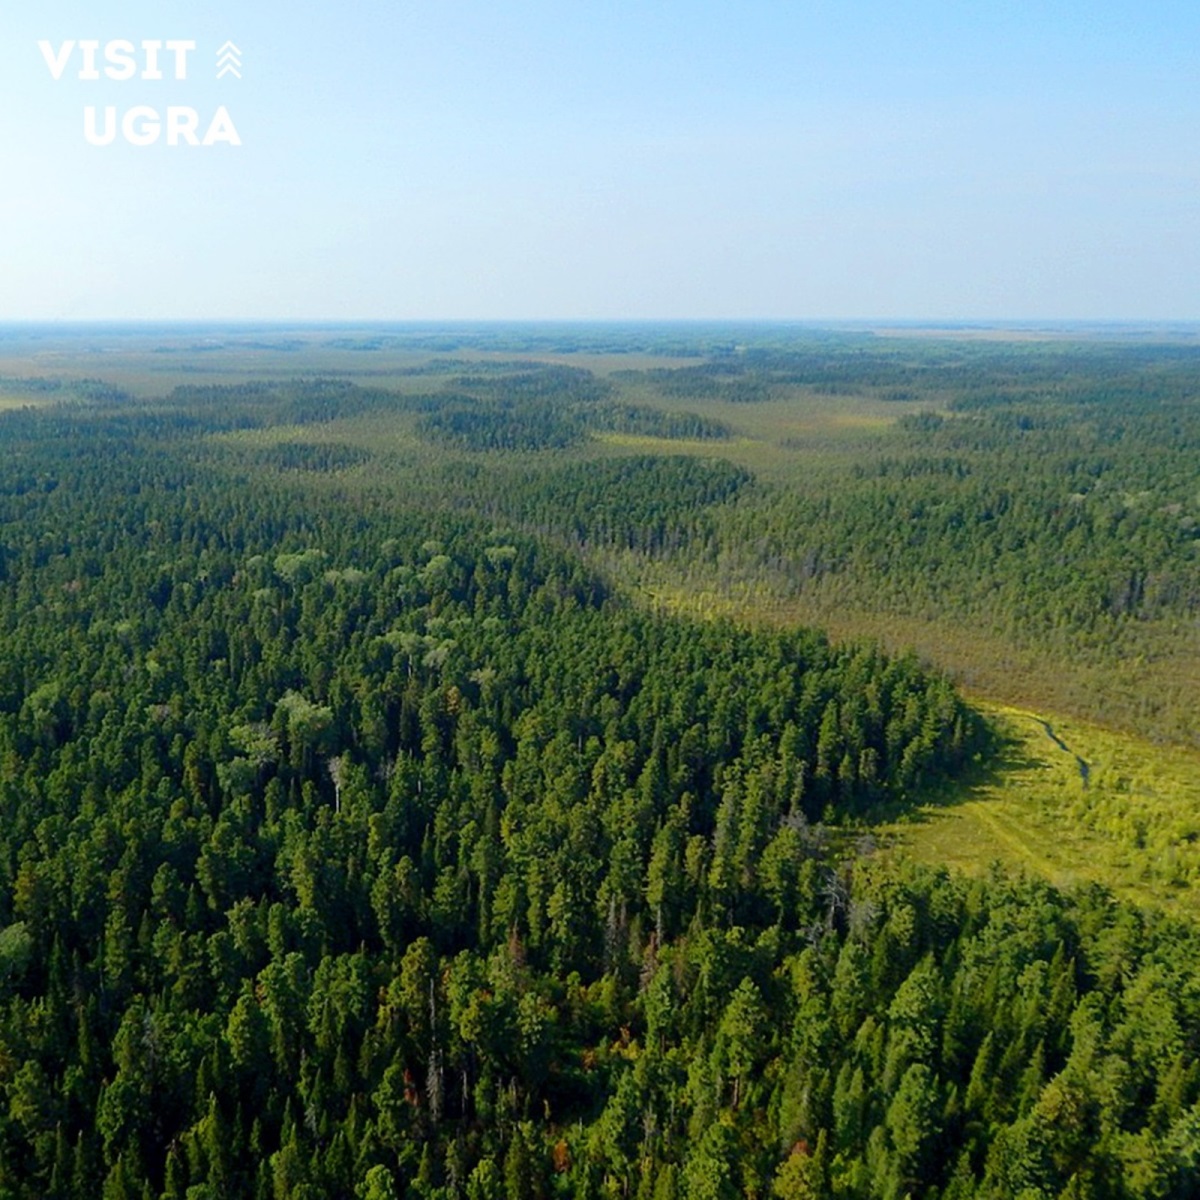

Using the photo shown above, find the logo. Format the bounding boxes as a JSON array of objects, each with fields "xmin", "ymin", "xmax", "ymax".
[
  {"xmin": 38, "ymin": 37, "xmax": 243, "ymax": 147},
  {"xmin": 216, "ymin": 42, "xmax": 242, "ymax": 80}
]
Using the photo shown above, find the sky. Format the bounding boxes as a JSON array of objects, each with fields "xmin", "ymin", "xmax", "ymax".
[{"xmin": 0, "ymin": 0, "xmax": 1198, "ymax": 322}]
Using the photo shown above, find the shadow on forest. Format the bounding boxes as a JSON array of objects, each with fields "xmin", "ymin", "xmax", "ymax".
[{"xmin": 866, "ymin": 721, "xmax": 1040, "ymax": 832}]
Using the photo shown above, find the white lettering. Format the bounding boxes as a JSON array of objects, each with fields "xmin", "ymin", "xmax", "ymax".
[
  {"xmin": 80, "ymin": 106, "xmax": 241, "ymax": 147},
  {"xmin": 165, "ymin": 40, "xmax": 195, "ymax": 80},
  {"xmin": 104, "ymin": 39, "xmax": 136, "ymax": 81},
  {"xmin": 123, "ymin": 105, "xmax": 160, "ymax": 147},
  {"xmin": 166, "ymin": 107, "xmax": 200, "ymax": 146},
  {"xmin": 40, "ymin": 37, "xmax": 211, "ymax": 82},
  {"xmin": 78, "ymin": 40, "xmax": 100, "ymax": 80},
  {"xmin": 202, "ymin": 106, "xmax": 241, "ymax": 147},
  {"xmin": 141, "ymin": 40, "xmax": 163, "ymax": 81},
  {"xmin": 38, "ymin": 40, "xmax": 74, "ymax": 80},
  {"xmin": 83, "ymin": 106, "xmax": 117, "ymax": 146}
]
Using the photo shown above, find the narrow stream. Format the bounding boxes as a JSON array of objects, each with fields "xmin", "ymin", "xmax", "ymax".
[{"xmin": 1035, "ymin": 718, "xmax": 1090, "ymax": 788}]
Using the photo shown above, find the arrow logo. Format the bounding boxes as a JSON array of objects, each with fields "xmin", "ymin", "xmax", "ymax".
[{"xmin": 216, "ymin": 41, "xmax": 242, "ymax": 79}]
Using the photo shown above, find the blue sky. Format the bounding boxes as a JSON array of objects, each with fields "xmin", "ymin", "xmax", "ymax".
[{"xmin": 1, "ymin": 1, "xmax": 1197, "ymax": 321}]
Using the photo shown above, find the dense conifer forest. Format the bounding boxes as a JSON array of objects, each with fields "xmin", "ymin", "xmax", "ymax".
[{"xmin": 0, "ymin": 325, "xmax": 1198, "ymax": 1198}]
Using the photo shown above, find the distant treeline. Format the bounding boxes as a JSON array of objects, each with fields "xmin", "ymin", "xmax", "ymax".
[
  {"xmin": 0, "ymin": 376, "xmax": 133, "ymax": 404},
  {"xmin": 414, "ymin": 366, "xmax": 730, "ymax": 450}
]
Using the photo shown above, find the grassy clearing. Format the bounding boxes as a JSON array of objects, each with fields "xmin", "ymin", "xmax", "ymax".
[
  {"xmin": 885, "ymin": 702, "xmax": 1200, "ymax": 917},
  {"xmin": 635, "ymin": 577, "xmax": 1200, "ymax": 915},
  {"xmin": 0, "ymin": 393, "xmax": 54, "ymax": 411},
  {"xmin": 592, "ymin": 431, "xmax": 760, "ymax": 455},
  {"xmin": 623, "ymin": 570, "xmax": 1200, "ymax": 747}
]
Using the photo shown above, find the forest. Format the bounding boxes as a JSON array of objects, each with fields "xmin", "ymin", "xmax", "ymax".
[{"xmin": 0, "ymin": 324, "xmax": 1197, "ymax": 1198}]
